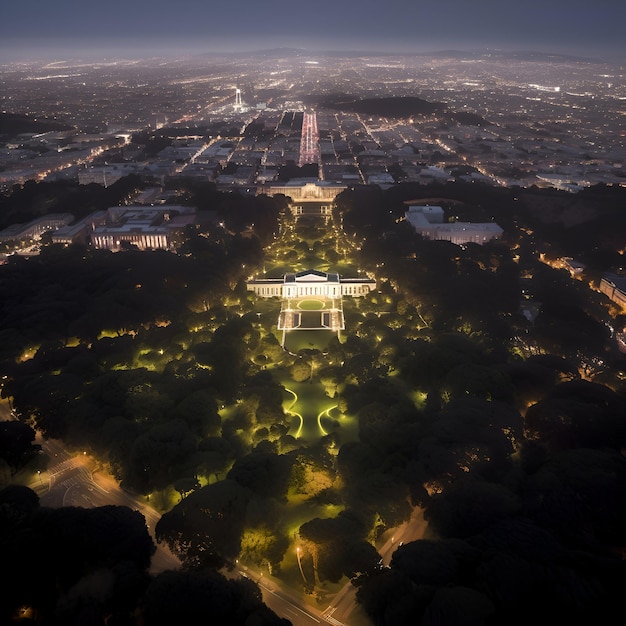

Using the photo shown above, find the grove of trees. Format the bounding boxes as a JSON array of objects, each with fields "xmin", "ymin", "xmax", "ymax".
[{"xmin": 1, "ymin": 177, "xmax": 626, "ymax": 625}]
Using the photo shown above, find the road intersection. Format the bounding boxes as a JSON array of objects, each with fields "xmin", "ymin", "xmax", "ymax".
[{"xmin": 29, "ymin": 437, "xmax": 427, "ymax": 625}]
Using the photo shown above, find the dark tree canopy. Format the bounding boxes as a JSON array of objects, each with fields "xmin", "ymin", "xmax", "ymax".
[
  {"xmin": 0, "ymin": 491, "xmax": 155, "ymax": 625},
  {"xmin": 0, "ymin": 420, "xmax": 40, "ymax": 473},
  {"xmin": 155, "ymin": 479, "xmax": 252, "ymax": 566},
  {"xmin": 141, "ymin": 569, "xmax": 290, "ymax": 626},
  {"xmin": 425, "ymin": 478, "xmax": 522, "ymax": 539},
  {"xmin": 524, "ymin": 380, "xmax": 626, "ymax": 452},
  {"xmin": 299, "ymin": 508, "xmax": 381, "ymax": 583},
  {"xmin": 1, "ymin": 175, "xmax": 626, "ymax": 626}
]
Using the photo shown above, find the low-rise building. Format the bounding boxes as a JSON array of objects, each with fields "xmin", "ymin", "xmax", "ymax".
[
  {"xmin": 247, "ymin": 269, "xmax": 376, "ymax": 298},
  {"xmin": 248, "ymin": 269, "xmax": 376, "ymax": 340},
  {"xmin": 259, "ymin": 181, "xmax": 347, "ymax": 221},
  {"xmin": 0, "ymin": 213, "xmax": 74, "ymax": 242},
  {"xmin": 599, "ymin": 274, "xmax": 626, "ymax": 311},
  {"xmin": 51, "ymin": 211, "xmax": 107, "ymax": 245},
  {"xmin": 405, "ymin": 205, "xmax": 503, "ymax": 246},
  {"xmin": 91, "ymin": 205, "xmax": 197, "ymax": 251}
]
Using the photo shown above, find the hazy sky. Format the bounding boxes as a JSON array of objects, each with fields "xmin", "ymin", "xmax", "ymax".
[{"xmin": 1, "ymin": 0, "xmax": 624, "ymax": 62}]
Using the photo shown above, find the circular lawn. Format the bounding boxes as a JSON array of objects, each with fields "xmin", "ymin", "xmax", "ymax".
[{"xmin": 298, "ymin": 299, "xmax": 325, "ymax": 310}]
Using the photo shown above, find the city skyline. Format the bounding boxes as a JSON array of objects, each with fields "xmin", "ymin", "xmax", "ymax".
[{"xmin": 1, "ymin": 0, "xmax": 625, "ymax": 62}]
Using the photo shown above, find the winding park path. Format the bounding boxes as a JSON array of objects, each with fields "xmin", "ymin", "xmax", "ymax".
[
  {"xmin": 283, "ymin": 387, "xmax": 304, "ymax": 438},
  {"xmin": 317, "ymin": 405, "xmax": 338, "ymax": 437},
  {"xmin": 283, "ymin": 384, "xmax": 347, "ymax": 442}
]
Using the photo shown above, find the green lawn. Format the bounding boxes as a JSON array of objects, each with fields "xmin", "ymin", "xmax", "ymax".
[
  {"xmin": 297, "ymin": 299, "xmax": 325, "ymax": 310},
  {"xmin": 283, "ymin": 329, "xmax": 336, "ymax": 352},
  {"xmin": 279, "ymin": 377, "xmax": 359, "ymax": 446}
]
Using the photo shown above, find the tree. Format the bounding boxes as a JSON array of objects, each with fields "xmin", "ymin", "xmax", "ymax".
[
  {"xmin": 318, "ymin": 365, "xmax": 346, "ymax": 397},
  {"xmin": 239, "ymin": 372, "xmax": 288, "ymax": 429},
  {"xmin": 444, "ymin": 363, "xmax": 515, "ymax": 403},
  {"xmin": 416, "ymin": 397, "xmax": 523, "ymax": 487},
  {"xmin": 290, "ymin": 360, "xmax": 312, "ymax": 382},
  {"xmin": 350, "ymin": 470, "xmax": 412, "ymax": 528},
  {"xmin": 289, "ymin": 451, "xmax": 336, "ymax": 499},
  {"xmin": 141, "ymin": 569, "xmax": 290, "ymax": 626},
  {"xmin": 337, "ymin": 441, "xmax": 383, "ymax": 483},
  {"xmin": 401, "ymin": 333, "xmax": 486, "ymax": 393},
  {"xmin": 470, "ymin": 516, "xmax": 626, "ymax": 625},
  {"xmin": 523, "ymin": 447, "xmax": 626, "ymax": 549},
  {"xmin": 173, "ymin": 476, "xmax": 201, "ymax": 500},
  {"xmin": 155, "ymin": 479, "xmax": 251, "ymax": 567},
  {"xmin": 56, "ymin": 505, "xmax": 155, "ymax": 571},
  {"xmin": 299, "ymin": 509, "xmax": 380, "ymax": 583},
  {"xmin": 0, "ymin": 495, "xmax": 154, "ymax": 626},
  {"xmin": 422, "ymin": 587, "xmax": 495, "ymax": 626},
  {"xmin": 194, "ymin": 435, "xmax": 236, "ymax": 482},
  {"xmin": 355, "ymin": 568, "xmax": 419, "ymax": 626},
  {"xmin": 390, "ymin": 539, "xmax": 460, "ymax": 586},
  {"xmin": 524, "ymin": 380, "xmax": 626, "ymax": 452},
  {"xmin": 425, "ymin": 478, "xmax": 522, "ymax": 539},
  {"xmin": 503, "ymin": 359, "xmax": 559, "ymax": 411},
  {"xmin": 0, "ymin": 420, "xmax": 40, "ymax": 473},
  {"xmin": 172, "ymin": 390, "xmax": 221, "ymax": 438},
  {"xmin": 125, "ymin": 419, "xmax": 197, "ymax": 493},
  {"xmin": 240, "ymin": 526, "xmax": 289, "ymax": 574},
  {"xmin": 227, "ymin": 450, "xmax": 294, "ymax": 501},
  {"xmin": 533, "ymin": 302, "xmax": 610, "ymax": 362},
  {"xmin": 355, "ymin": 396, "xmax": 424, "ymax": 457}
]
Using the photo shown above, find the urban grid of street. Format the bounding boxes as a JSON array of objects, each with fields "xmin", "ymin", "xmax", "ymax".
[{"xmin": 0, "ymin": 52, "xmax": 624, "ymax": 191}]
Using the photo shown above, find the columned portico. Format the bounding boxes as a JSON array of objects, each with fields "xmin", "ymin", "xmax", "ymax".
[
  {"xmin": 247, "ymin": 269, "xmax": 375, "ymax": 300},
  {"xmin": 258, "ymin": 182, "xmax": 346, "ymax": 222},
  {"xmin": 246, "ymin": 269, "xmax": 376, "ymax": 345}
]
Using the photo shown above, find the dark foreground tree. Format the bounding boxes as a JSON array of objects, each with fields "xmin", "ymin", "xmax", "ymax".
[
  {"xmin": 0, "ymin": 485, "xmax": 291, "ymax": 625},
  {"xmin": 155, "ymin": 479, "xmax": 252, "ymax": 567},
  {"xmin": 524, "ymin": 379, "xmax": 626, "ymax": 452},
  {"xmin": 0, "ymin": 487, "xmax": 154, "ymax": 625},
  {"xmin": 141, "ymin": 569, "xmax": 290, "ymax": 626},
  {"xmin": 299, "ymin": 509, "xmax": 381, "ymax": 583}
]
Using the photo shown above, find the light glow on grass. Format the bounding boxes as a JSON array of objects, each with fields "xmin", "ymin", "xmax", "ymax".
[
  {"xmin": 283, "ymin": 387, "xmax": 304, "ymax": 438},
  {"xmin": 317, "ymin": 404, "xmax": 338, "ymax": 436}
]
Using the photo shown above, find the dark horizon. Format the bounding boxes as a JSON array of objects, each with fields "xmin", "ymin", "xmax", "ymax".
[
  {"xmin": 1, "ymin": 43, "xmax": 623, "ymax": 65},
  {"xmin": 1, "ymin": 0, "xmax": 624, "ymax": 64}
]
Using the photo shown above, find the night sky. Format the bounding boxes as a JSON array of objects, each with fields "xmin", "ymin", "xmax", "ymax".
[{"xmin": 1, "ymin": 0, "xmax": 625, "ymax": 61}]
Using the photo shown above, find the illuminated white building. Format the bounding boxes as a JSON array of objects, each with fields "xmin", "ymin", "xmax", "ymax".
[
  {"xmin": 248, "ymin": 269, "xmax": 376, "ymax": 340},
  {"xmin": 51, "ymin": 211, "xmax": 107, "ymax": 245},
  {"xmin": 405, "ymin": 205, "xmax": 503, "ymax": 246},
  {"xmin": 247, "ymin": 269, "xmax": 375, "ymax": 298},
  {"xmin": 91, "ymin": 205, "xmax": 196, "ymax": 251},
  {"xmin": 259, "ymin": 181, "xmax": 346, "ymax": 221},
  {"xmin": 0, "ymin": 213, "xmax": 73, "ymax": 242},
  {"xmin": 261, "ymin": 180, "xmax": 346, "ymax": 201},
  {"xmin": 599, "ymin": 275, "xmax": 626, "ymax": 311}
]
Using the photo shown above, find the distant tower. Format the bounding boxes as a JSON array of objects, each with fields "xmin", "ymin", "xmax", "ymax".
[
  {"xmin": 299, "ymin": 110, "xmax": 320, "ymax": 168},
  {"xmin": 234, "ymin": 87, "xmax": 243, "ymax": 112}
]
